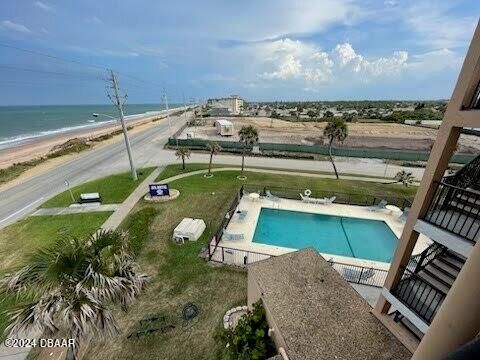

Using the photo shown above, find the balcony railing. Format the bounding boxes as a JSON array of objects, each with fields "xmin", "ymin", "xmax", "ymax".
[
  {"xmin": 423, "ymin": 181, "xmax": 480, "ymax": 242},
  {"xmin": 392, "ymin": 268, "xmax": 446, "ymax": 324}
]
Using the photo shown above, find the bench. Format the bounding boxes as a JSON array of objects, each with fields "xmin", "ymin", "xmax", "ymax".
[{"xmin": 79, "ymin": 192, "xmax": 101, "ymax": 203}]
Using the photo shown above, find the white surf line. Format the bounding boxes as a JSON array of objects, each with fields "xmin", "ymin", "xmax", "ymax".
[{"xmin": 0, "ymin": 197, "xmax": 44, "ymax": 224}]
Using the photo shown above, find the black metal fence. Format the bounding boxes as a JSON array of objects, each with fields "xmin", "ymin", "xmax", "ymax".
[
  {"xmin": 243, "ymin": 184, "xmax": 412, "ymax": 210},
  {"xmin": 208, "ymin": 186, "xmax": 244, "ymax": 260},
  {"xmin": 329, "ymin": 261, "xmax": 389, "ymax": 287},
  {"xmin": 209, "ymin": 244, "xmax": 389, "ymax": 287},
  {"xmin": 393, "ymin": 268, "xmax": 446, "ymax": 324},
  {"xmin": 423, "ymin": 181, "xmax": 480, "ymax": 242}
]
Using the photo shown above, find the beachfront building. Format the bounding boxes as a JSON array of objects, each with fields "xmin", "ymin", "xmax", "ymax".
[
  {"xmin": 373, "ymin": 21, "xmax": 480, "ymax": 358},
  {"xmin": 207, "ymin": 95, "xmax": 244, "ymax": 114}
]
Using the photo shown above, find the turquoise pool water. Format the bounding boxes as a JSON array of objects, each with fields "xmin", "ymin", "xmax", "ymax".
[{"xmin": 252, "ymin": 208, "xmax": 398, "ymax": 262}]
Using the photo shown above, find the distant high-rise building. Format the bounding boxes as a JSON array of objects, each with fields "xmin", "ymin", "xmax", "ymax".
[{"xmin": 207, "ymin": 95, "xmax": 244, "ymax": 114}]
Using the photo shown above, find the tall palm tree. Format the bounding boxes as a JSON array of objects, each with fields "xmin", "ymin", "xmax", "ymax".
[
  {"xmin": 206, "ymin": 141, "xmax": 222, "ymax": 177},
  {"xmin": 386, "ymin": 170, "xmax": 415, "ymax": 187},
  {"xmin": 0, "ymin": 230, "xmax": 149, "ymax": 360},
  {"xmin": 175, "ymin": 147, "xmax": 191, "ymax": 170},
  {"xmin": 238, "ymin": 125, "xmax": 259, "ymax": 178},
  {"xmin": 323, "ymin": 119, "xmax": 348, "ymax": 179}
]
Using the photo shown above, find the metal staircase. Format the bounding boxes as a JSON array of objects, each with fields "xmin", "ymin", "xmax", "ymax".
[{"xmin": 392, "ymin": 246, "xmax": 466, "ymax": 338}]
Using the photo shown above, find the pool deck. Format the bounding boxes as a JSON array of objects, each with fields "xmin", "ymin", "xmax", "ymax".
[{"xmin": 218, "ymin": 196, "xmax": 431, "ymax": 270}]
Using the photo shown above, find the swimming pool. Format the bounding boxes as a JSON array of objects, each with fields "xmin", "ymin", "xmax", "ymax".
[{"xmin": 252, "ymin": 208, "xmax": 398, "ymax": 263}]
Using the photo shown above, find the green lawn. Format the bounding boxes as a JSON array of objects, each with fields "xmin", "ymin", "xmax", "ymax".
[
  {"xmin": 155, "ymin": 162, "xmax": 401, "ymax": 183},
  {"xmin": 85, "ymin": 166, "xmax": 417, "ymax": 360},
  {"xmin": 42, "ymin": 167, "xmax": 155, "ymax": 208},
  {"xmin": 0, "ymin": 212, "xmax": 112, "ymax": 338}
]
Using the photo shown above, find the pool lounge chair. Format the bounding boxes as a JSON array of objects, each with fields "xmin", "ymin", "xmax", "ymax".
[
  {"xmin": 266, "ymin": 190, "xmax": 280, "ymax": 207},
  {"xmin": 369, "ymin": 199, "xmax": 388, "ymax": 211},
  {"xmin": 397, "ymin": 207, "xmax": 410, "ymax": 223},
  {"xmin": 237, "ymin": 210, "xmax": 248, "ymax": 221},
  {"xmin": 342, "ymin": 267, "xmax": 375, "ymax": 282},
  {"xmin": 299, "ymin": 193, "xmax": 312, "ymax": 202},
  {"xmin": 223, "ymin": 232, "xmax": 244, "ymax": 241}
]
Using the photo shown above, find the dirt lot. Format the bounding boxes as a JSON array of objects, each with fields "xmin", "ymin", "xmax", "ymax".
[{"xmin": 179, "ymin": 117, "xmax": 480, "ymax": 152}]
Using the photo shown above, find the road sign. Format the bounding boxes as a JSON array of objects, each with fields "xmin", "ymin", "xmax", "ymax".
[{"xmin": 149, "ymin": 184, "xmax": 170, "ymax": 197}]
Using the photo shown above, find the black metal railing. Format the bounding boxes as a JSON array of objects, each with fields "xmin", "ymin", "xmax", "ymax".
[
  {"xmin": 208, "ymin": 186, "xmax": 244, "ymax": 260},
  {"xmin": 393, "ymin": 268, "xmax": 446, "ymax": 324},
  {"xmin": 329, "ymin": 261, "xmax": 388, "ymax": 288},
  {"xmin": 242, "ymin": 184, "xmax": 412, "ymax": 210},
  {"xmin": 209, "ymin": 245, "xmax": 273, "ymax": 265},
  {"xmin": 423, "ymin": 181, "xmax": 480, "ymax": 242},
  {"xmin": 444, "ymin": 154, "xmax": 480, "ymax": 189},
  {"xmin": 209, "ymin": 244, "xmax": 389, "ymax": 288},
  {"xmin": 405, "ymin": 243, "xmax": 446, "ymax": 274}
]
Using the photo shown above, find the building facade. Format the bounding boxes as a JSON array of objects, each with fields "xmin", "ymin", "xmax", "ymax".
[
  {"xmin": 374, "ymin": 20, "xmax": 480, "ymax": 358},
  {"xmin": 207, "ymin": 95, "xmax": 244, "ymax": 114}
]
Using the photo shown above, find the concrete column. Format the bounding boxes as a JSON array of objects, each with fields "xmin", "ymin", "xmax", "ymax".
[
  {"xmin": 413, "ymin": 241, "xmax": 480, "ymax": 359},
  {"xmin": 375, "ymin": 126, "xmax": 461, "ymax": 314}
]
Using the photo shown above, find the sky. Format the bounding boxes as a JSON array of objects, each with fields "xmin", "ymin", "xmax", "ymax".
[{"xmin": 0, "ymin": 0, "xmax": 478, "ymax": 105}]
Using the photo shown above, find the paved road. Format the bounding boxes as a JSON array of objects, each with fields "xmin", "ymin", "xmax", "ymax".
[
  {"xmin": 0, "ymin": 114, "xmax": 426, "ymax": 229},
  {"xmin": 0, "ymin": 112, "xmax": 185, "ymax": 228}
]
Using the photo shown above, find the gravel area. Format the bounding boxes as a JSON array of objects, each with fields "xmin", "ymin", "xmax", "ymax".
[{"xmin": 179, "ymin": 116, "xmax": 480, "ymax": 152}]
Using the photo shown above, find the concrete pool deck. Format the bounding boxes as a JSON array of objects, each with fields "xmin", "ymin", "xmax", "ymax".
[{"xmin": 215, "ymin": 195, "xmax": 431, "ymax": 270}]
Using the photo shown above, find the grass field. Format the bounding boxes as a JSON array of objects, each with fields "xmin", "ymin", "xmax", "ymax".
[
  {"xmin": 155, "ymin": 162, "xmax": 400, "ymax": 183},
  {"xmin": 0, "ymin": 212, "xmax": 112, "ymax": 337},
  {"xmin": 41, "ymin": 167, "xmax": 155, "ymax": 208},
  {"xmin": 85, "ymin": 166, "xmax": 417, "ymax": 360}
]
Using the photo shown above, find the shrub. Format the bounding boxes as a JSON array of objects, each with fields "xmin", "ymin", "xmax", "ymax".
[{"xmin": 217, "ymin": 300, "xmax": 276, "ymax": 360}]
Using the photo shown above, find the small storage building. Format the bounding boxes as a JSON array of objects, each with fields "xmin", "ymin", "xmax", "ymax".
[
  {"xmin": 215, "ymin": 119, "xmax": 234, "ymax": 136},
  {"xmin": 173, "ymin": 218, "xmax": 206, "ymax": 244}
]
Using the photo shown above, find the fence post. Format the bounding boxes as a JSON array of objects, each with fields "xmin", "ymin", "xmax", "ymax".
[
  {"xmin": 222, "ymin": 247, "xmax": 225, "ymax": 262},
  {"xmin": 358, "ymin": 267, "xmax": 364, "ymax": 284}
]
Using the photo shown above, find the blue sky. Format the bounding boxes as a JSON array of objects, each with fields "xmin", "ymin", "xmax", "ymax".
[{"xmin": 0, "ymin": 0, "xmax": 478, "ymax": 105}]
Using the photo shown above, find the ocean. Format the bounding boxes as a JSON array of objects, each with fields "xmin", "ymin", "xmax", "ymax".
[{"xmin": 0, "ymin": 104, "xmax": 181, "ymax": 150}]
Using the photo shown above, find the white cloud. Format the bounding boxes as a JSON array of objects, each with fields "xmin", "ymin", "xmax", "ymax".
[
  {"xmin": 181, "ymin": 0, "xmax": 359, "ymax": 41},
  {"xmin": 256, "ymin": 39, "xmax": 410, "ymax": 86},
  {"xmin": 261, "ymin": 55, "xmax": 303, "ymax": 80},
  {"xmin": 333, "ymin": 43, "xmax": 408, "ymax": 76},
  {"xmin": 403, "ymin": 1, "xmax": 476, "ymax": 48},
  {"xmin": 1, "ymin": 20, "xmax": 33, "ymax": 34},
  {"xmin": 34, "ymin": 1, "xmax": 54, "ymax": 13}
]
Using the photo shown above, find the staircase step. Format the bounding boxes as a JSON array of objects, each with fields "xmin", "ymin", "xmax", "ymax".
[
  {"xmin": 422, "ymin": 267, "xmax": 455, "ymax": 288},
  {"xmin": 430, "ymin": 260, "xmax": 459, "ymax": 279},
  {"xmin": 417, "ymin": 271, "xmax": 450, "ymax": 295}
]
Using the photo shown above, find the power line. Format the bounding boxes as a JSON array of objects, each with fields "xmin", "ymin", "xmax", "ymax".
[
  {"xmin": 0, "ymin": 65, "xmax": 105, "ymax": 81},
  {"xmin": 0, "ymin": 42, "xmax": 107, "ymax": 71}
]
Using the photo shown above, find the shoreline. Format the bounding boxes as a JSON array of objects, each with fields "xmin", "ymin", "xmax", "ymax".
[{"xmin": 0, "ymin": 108, "xmax": 182, "ymax": 169}]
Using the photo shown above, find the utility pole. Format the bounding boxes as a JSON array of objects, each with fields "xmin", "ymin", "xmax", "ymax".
[
  {"xmin": 108, "ymin": 70, "xmax": 138, "ymax": 181},
  {"xmin": 163, "ymin": 91, "xmax": 176, "ymax": 147}
]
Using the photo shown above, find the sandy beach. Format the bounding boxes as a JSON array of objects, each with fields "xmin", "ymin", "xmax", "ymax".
[{"xmin": 0, "ymin": 110, "xmax": 177, "ymax": 169}]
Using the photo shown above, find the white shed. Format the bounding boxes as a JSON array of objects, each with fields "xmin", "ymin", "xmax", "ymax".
[
  {"xmin": 173, "ymin": 218, "xmax": 206, "ymax": 244},
  {"xmin": 215, "ymin": 119, "xmax": 234, "ymax": 136}
]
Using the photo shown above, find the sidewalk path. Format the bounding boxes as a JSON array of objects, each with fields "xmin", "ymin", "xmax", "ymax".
[
  {"xmin": 156, "ymin": 166, "xmax": 420, "ymax": 185},
  {"xmin": 101, "ymin": 167, "xmax": 163, "ymax": 230},
  {"xmin": 31, "ymin": 204, "xmax": 119, "ymax": 216}
]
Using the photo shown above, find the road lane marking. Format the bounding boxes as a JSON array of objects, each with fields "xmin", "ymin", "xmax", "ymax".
[{"xmin": 0, "ymin": 197, "xmax": 45, "ymax": 224}]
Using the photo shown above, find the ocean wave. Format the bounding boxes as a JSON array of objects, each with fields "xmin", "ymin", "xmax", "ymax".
[
  {"xmin": 0, "ymin": 109, "xmax": 172, "ymax": 150},
  {"xmin": 0, "ymin": 119, "xmax": 116, "ymax": 150}
]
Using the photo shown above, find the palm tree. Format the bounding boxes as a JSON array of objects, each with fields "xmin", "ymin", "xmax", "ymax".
[
  {"xmin": 386, "ymin": 170, "xmax": 415, "ymax": 187},
  {"xmin": 0, "ymin": 230, "xmax": 148, "ymax": 360},
  {"xmin": 323, "ymin": 119, "xmax": 348, "ymax": 179},
  {"xmin": 175, "ymin": 147, "xmax": 191, "ymax": 170},
  {"xmin": 238, "ymin": 125, "xmax": 259, "ymax": 178},
  {"xmin": 206, "ymin": 141, "xmax": 222, "ymax": 177}
]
